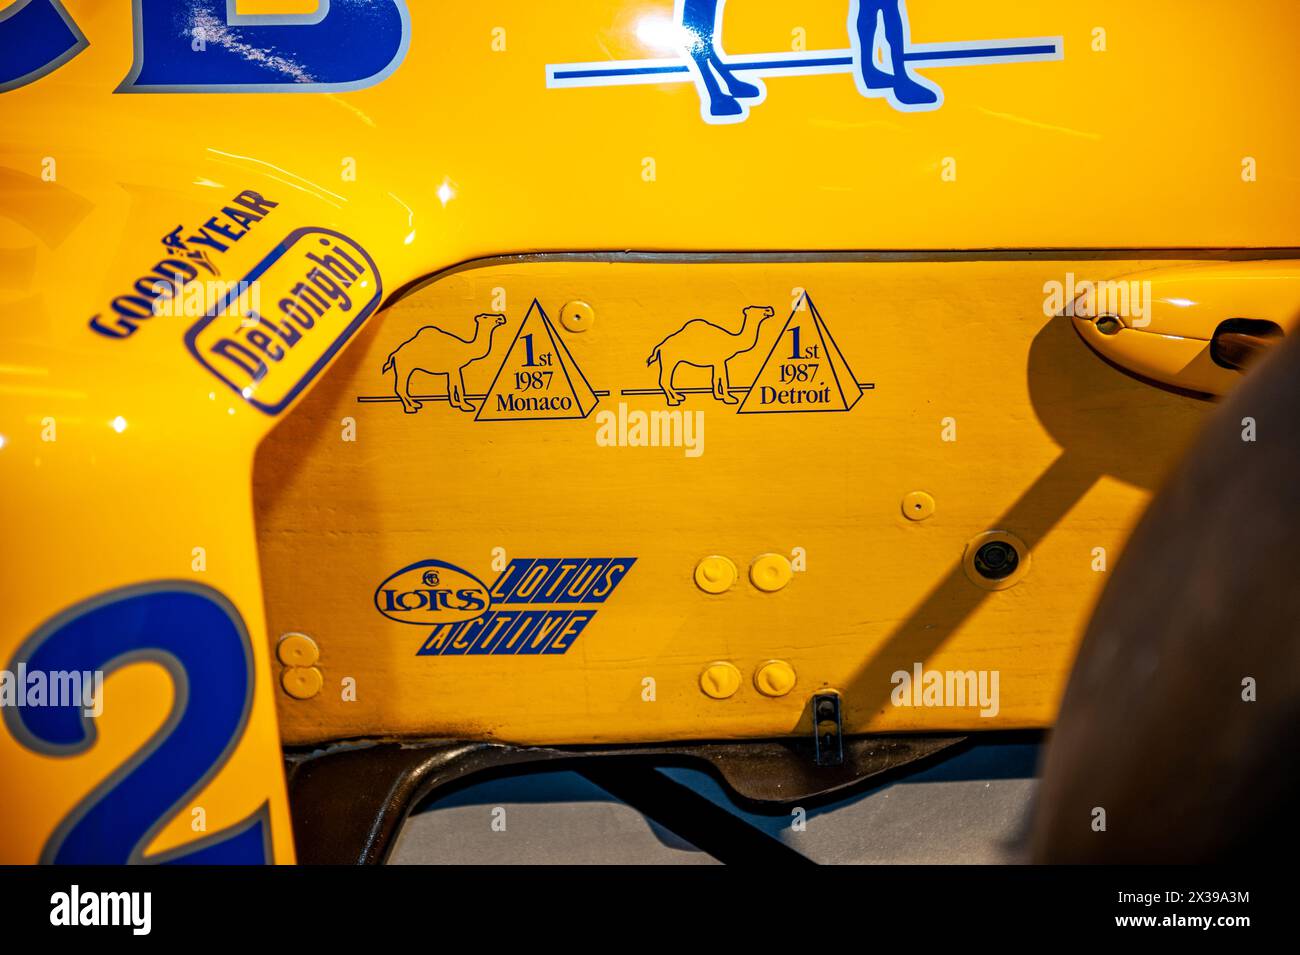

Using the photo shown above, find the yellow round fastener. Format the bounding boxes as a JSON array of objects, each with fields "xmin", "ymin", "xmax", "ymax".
[
  {"xmin": 902, "ymin": 491, "xmax": 936, "ymax": 521},
  {"xmin": 699, "ymin": 662, "xmax": 742, "ymax": 699},
  {"xmin": 281, "ymin": 665, "xmax": 323, "ymax": 700},
  {"xmin": 694, "ymin": 555, "xmax": 737, "ymax": 594},
  {"xmin": 749, "ymin": 553, "xmax": 793, "ymax": 592},
  {"xmin": 754, "ymin": 660, "xmax": 797, "ymax": 697},
  {"xmin": 277, "ymin": 632, "xmax": 320, "ymax": 667},
  {"xmin": 559, "ymin": 300, "xmax": 595, "ymax": 333}
]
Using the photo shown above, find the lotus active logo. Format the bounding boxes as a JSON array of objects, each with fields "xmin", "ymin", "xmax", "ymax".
[{"xmin": 375, "ymin": 557, "xmax": 636, "ymax": 656}]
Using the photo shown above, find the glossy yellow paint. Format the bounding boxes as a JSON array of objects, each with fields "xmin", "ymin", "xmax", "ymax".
[
  {"xmin": 2, "ymin": 0, "xmax": 1299, "ymax": 862},
  {"xmin": 1070, "ymin": 260, "xmax": 1300, "ymax": 396}
]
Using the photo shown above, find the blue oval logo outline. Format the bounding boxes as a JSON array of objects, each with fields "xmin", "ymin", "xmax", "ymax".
[{"xmin": 374, "ymin": 558, "xmax": 491, "ymax": 626}]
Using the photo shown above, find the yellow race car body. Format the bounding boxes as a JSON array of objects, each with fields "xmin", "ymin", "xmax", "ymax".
[{"xmin": 2, "ymin": 0, "xmax": 1299, "ymax": 864}]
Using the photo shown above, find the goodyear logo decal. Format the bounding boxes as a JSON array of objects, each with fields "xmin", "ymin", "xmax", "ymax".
[
  {"xmin": 184, "ymin": 226, "xmax": 382, "ymax": 415},
  {"xmin": 376, "ymin": 557, "xmax": 635, "ymax": 656}
]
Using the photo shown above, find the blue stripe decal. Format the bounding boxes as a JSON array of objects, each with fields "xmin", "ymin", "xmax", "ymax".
[{"xmin": 551, "ymin": 43, "xmax": 1060, "ymax": 82}]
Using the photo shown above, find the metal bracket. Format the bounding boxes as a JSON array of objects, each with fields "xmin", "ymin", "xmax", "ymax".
[
  {"xmin": 284, "ymin": 730, "xmax": 963, "ymax": 863},
  {"xmin": 812, "ymin": 693, "xmax": 844, "ymax": 767}
]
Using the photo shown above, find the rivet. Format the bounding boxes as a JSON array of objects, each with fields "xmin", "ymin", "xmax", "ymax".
[
  {"xmin": 559, "ymin": 300, "xmax": 595, "ymax": 333},
  {"xmin": 281, "ymin": 666, "xmax": 323, "ymax": 700},
  {"xmin": 754, "ymin": 660, "xmax": 797, "ymax": 697},
  {"xmin": 901, "ymin": 490, "xmax": 936, "ymax": 521},
  {"xmin": 700, "ymin": 662, "xmax": 742, "ymax": 699},
  {"xmin": 749, "ymin": 553, "xmax": 793, "ymax": 592},
  {"xmin": 277, "ymin": 632, "xmax": 320, "ymax": 667},
  {"xmin": 694, "ymin": 555, "xmax": 737, "ymax": 594}
]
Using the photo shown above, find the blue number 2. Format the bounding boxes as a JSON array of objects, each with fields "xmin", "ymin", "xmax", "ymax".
[{"xmin": 4, "ymin": 583, "xmax": 271, "ymax": 864}]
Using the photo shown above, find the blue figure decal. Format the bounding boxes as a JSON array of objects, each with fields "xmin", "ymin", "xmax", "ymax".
[
  {"xmin": 120, "ymin": 0, "xmax": 411, "ymax": 93},
  {"xmin": 849, "ymin": 0, "xmax": 942, "ymax": 111},
  {"xmin": 677, "ymin": 0, "xmax": 766, "ymax": 122},
  {"xmin": 547, "ymin": 1, "xmax": 1063, "ymax": 125},
  {"xmin": 0, "ymin": 0, "xmax": 88, "ymax": 94}
]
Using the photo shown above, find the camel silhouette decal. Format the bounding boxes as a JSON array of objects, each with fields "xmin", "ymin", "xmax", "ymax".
[
  {"xmin": 546, "ymin": 1, "xmax": 1063, "ymax": 125},
  {"xmin": 382, "ymin": 313, "xmax": 506, "ymax": 414},
  {"xmin": 646, "ymin": 305, "xmax": 775, "ymax": 405}
]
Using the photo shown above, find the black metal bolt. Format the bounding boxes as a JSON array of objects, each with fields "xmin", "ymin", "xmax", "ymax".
[{"xmin": 973, "ymin": 540, "xmax": 1020, "ymax": 580}]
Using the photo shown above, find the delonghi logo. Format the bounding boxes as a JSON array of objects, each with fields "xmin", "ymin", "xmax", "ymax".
[
  {"xmin": 374, "ymin": 559, "xmax": 491, "ymax": 626},
  {"xmin": 375, "ymin": 557, "xmax": 636, "ymax": 656},
  {"xmin": 184, "ymin": 226, "xmax": 382, "ymax": 415}
]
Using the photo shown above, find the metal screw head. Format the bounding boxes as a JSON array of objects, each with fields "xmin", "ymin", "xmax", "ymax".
[
  {"xmin": 962, "ymin": 530, "xmax": 1031, "ymax": 591},
  {"xmin": 973, "ymin": 540, "xmax": 1020, "ymax": 580}
]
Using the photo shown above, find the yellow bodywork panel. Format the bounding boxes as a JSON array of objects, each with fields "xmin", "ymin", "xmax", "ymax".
[{"xmin": 256, "ymin": 256, "xmax": 1209, "ymax": 745}]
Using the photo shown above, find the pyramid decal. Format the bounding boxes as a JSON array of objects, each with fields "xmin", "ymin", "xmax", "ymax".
[
  {"xmin": 738, "ymin": 293, "xmax": 863, "ymax": 414},
  {"xmin": 476, "ymin": 299, "xmax": 600, "ymax": 421}
]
